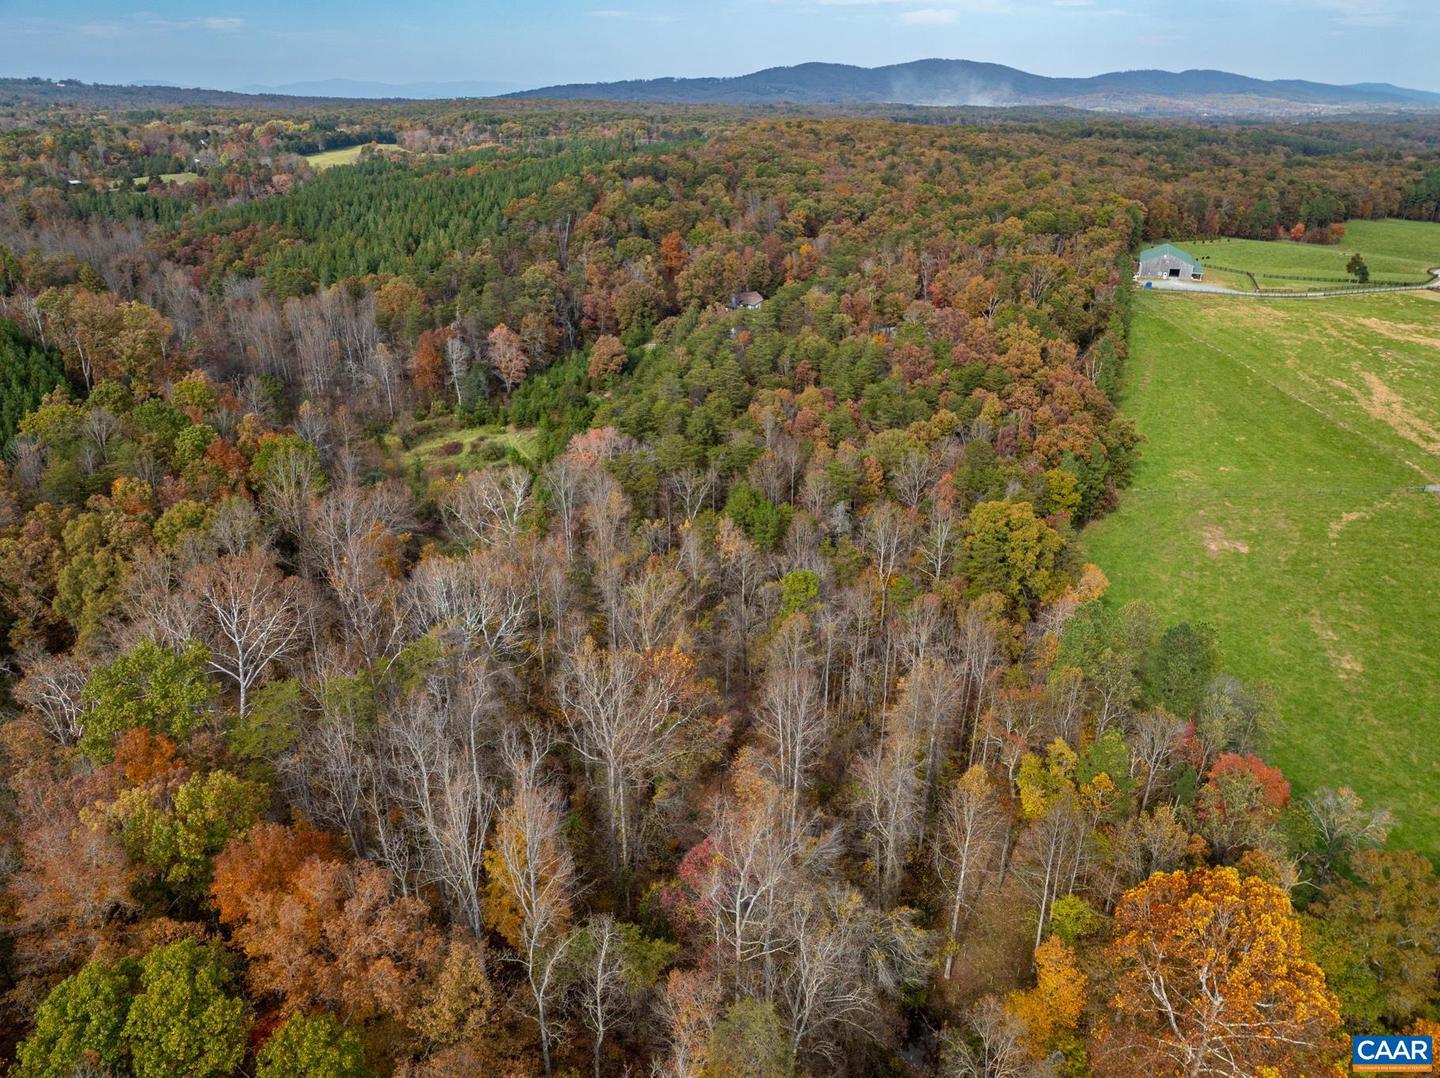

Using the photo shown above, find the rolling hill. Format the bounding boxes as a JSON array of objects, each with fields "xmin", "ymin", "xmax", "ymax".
[{"xmin": 509, "ymin": 59, "xmax": 1440, "ymax": 117}]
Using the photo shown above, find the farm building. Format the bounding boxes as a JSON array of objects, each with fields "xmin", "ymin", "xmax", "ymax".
[
  {"xmin": 1137, "ymin": 244, "xmax": 1203, "ymax": 281},
  {"xmin": 729, "ymin": 291, "xmax": 764, "ymax": 310}
]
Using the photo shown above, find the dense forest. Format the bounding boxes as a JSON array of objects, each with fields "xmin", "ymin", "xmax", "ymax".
[{"xmin": 0, "ymin": 88, "xmax": 1438, "ymax": 1077}]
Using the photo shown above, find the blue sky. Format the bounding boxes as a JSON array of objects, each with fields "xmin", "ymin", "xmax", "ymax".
[{"xmin": 3, "ymin": 0, "xmax": 1437, "ymax": 92}]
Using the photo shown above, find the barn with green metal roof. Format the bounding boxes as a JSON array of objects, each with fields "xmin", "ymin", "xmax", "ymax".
[{"xmin": 1137, "ymin": 243, "xmax": 1203, "ymax": 281}]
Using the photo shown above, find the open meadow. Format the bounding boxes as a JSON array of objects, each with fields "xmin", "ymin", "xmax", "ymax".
[
  {"xmin": 305, "ymin": 143, "xmax": 409, "ymax": 170},
  {"xmin": 1186, "ymin": 219, "xmax": 1440, "ymax": 290},
  {"xmin": 1085, "ymin": 276, "xmax": 1440, "ymax": 854}
]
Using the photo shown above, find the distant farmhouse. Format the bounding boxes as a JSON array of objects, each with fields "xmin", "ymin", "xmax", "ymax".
[
  {"xmin": 1137, "ymin": 243, "xmax": 1203, "ymax": 281},
  {"xmin": 729, "ymin": 291, "xmax": 764, "ymax": 310}
]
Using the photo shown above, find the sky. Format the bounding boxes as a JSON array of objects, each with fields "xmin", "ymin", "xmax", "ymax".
[{"xmin": 3, "ymin": 0, "xmax": 1438, "ymax": 94}]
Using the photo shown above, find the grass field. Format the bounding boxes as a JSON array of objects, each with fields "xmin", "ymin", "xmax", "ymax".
[
  {"xmin": 388, "ymin": 420, "xmax": 541, "ymax": 481},
  {"xmin": 1184, "ymin": 219, "xmax": 1440, "ymax": 291},
  {"xmin": 305, "ymin": 144, "xmax": 408, "ymax": 170},
  {"xmin": 1084, "ymin": 286, "xmax": 1440, "ymax": 855}
]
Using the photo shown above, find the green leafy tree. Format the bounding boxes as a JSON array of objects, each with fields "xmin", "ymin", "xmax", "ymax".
[
  {"xmin": 53, "ymin": 510, "xmax": 136, "ymax": 643},
  {"xmin": 80, "ymin": 639, "xmax": 216, "ymax": 759},
  {"xmin": 122, "ymin": 938, "xmax": 251, "ymax": 1078},
  {"xmin": 0, "ymin": 320, "xmax": 68, "ymax": 447},
  {"xmin": 1346, "ymin": 253, "xmax": 1370, "ymax": 283},
  {"xmin": 723, "ymin": 482, "xmax": 791, "ymax": 552},
  {"xmin": 153, "ymin": 498, "xmax": 213, "ymax": 552},
  {"xmin": 117, "ymin": 769, "xmax": 267, "ymax": 895},
  {"xmin": 14, "ymin": 957, "xmax": 138, "ymax": 1078},
  {"xmin": 704, "ymin": 999, "xmax": 793, "ymax": 1077},
  {"xmin": 962, "ymin": 500, "xmax": 1065, "ymax": 614},
  {"xmin": 777, "ymin": 570, "xmax": 820, "ymax": 619},
  {"xmin": 258, "ymin": 1013, "xmax": 373, "ymax": 1078},
  {"xmin": 1308, "ymin": 850, "xmax": 1440, "ymax": 1028},
  {"xmin": 1144, "ymin": 622, "xmax": 1220, "ymax": 719}
]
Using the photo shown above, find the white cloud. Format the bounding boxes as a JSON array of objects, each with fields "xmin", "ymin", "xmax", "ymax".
[{"xmin": 142, "ymin": 14, "xmax": 247, "ymax": 32}]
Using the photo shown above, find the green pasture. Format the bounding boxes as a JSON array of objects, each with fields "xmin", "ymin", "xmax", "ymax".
[
  {"xmin": 1183, "ymin": 218, "xmax": 1440, "ymax": 291},
  {"xmin": 305, "ymin": 143, "xmax": 408, "ymax": 170},
  {"xmin": 1085, "ymin": 285, "xmax": 1440, "ymax": 855}
]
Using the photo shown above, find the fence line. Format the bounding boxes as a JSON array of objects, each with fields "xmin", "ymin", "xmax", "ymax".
[{"xmin": 1124, "ymin": 483, "xmax": 1440, "ymax": 500}]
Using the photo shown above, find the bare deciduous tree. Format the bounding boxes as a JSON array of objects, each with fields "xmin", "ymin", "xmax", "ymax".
[
  {"xmin": 14, "ymin": 649, "xmax": 91, "ymax": 746},
  {"xmin": 191, "ymin": 550, "xmax": 306, "ymax": 715},
  {"xmin": 753, "ymin": 618, "xmax": 827, "ymax": 835},
  {"xmin": 440, "ymin": 465, "xmax": 532, "ymax": 549},
  {"xmin": 855, "ymin": 705, "xmax": 925, "ymax": 907},
  {"xmin": 933, "ymin": 767, "xmax": 1006, "ymax": 979},
  {"xmin": 558, "ymin": 637, "xmax": 700, "ymax": 880},
  {"xmin": 493, "ymin": 731, "xmax": 578, "ymax": 1078}
]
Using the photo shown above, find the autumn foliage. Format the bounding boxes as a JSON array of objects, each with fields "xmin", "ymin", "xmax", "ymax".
[{"xmin": 1096, "ymin": 867, "xmax": 1342, "ymax": 1076}]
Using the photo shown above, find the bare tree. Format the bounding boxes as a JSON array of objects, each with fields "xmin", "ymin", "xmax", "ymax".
[
  {"xmin": 541, "ymin": 455, "xmax": 586, "ymax": 561},
  {"xmin": 191, "ymin": 550, "xmax": 306, "ymax": 716},
  {"xmin": 855, "ymin": 706, "xmax": 925, "ymax": 907},
  {"xmin": 406, "ymin": 548, "xmax": 531, "ymax": 663},
  {"xmin": 1103, "ymin": 805, "xmax": 1190, "ymax": 900},
  {"xmin": 614, "ymin": 563, "xmax": 691, "ymax": 653},
  {"xmin": 933, "ymin": 767, "xmax": 1006, "ymax": 979},
  {"xmin": 860, "ymin": 501, "xmax": 916, "ymax": 626},
  {"xmin": 285, "ymin": 293, "xmax": 337, "ymax": 400},
  {"xmin": 494, "ymin": 731, "xmax": 578, "ymax": 1078},
  {"xmin": 779, "ymin": 890, "xmax": 931, "ymax": 1066},
  {"xmin": 896, "ymin": 656, "xmax": 966, "ymax": 809},
  {"xmin": 753, "ymin": 618, "xmax": 826, "ymax": 835},
  {"xmin": 1128, "ymin": 708, "xmax": 1185, "ymax": 809},
  {"xmin": 1014, "ymin": 796, "xmax": 1090, "ymax": 949},
  {"xmin": 891, "ymin": 449, "xmax": 939, "ymax": 510},
  {"xmin": 259, "ymin": 437, "xmax": 322, "ymax": 544},
  {"xmin": 702, "ymin": 786, "xmax": 838, "ymax": 998},
  {"xmin": 920, "ymin": 504, "xmax": 960, "ymax": 584},
  {"xmin": 440, "ymin": 465, "xmax": 532, "ymax": 549},
  {"xmin": 14, "ymin": 650, "xmax": 91, "ymax": 746},
  {"xmin": 958, "ymin": 605, "xmax": 1004, "ymax": 761},
  {"xmin": 307, "ymin": 481, "xmax": 414, "ymax": 669},
  {"xmin": 558, "ymin": 637, "xmax": 699, "ymax": 880},
  {"xmin": 667, "ymin": 467, "xmax": 715, "ymax": 524},
  {"xmin": 444, "ymin": 333, "xmax": 472, "ymax": 408},
  {"xmin": 382, "ymin": 663, "xmax": 502, "ymax": 934},
  {"xmin": 569, "ymin": 914, "xmax": 661, "ymax": 1078},
  {"xmin": 942, "ymin": 995, "xmax": 1054, "ymax": 1078}
]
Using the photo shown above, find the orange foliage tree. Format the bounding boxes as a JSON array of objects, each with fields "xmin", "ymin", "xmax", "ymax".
[
  {"xmin": 1095, "ymin": 866, "xmax": 1341, "ymax": 1077},
  {"xmin": 212, "ymin": 823, "xmax": 441, "ymax": 1025}
]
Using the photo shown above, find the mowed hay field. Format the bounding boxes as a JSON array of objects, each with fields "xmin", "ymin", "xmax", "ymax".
[
  {"xmin": 305, "ymin": 143, "xmax": 410, "ymax": 170},
  {"xmin": 1187, "ymin": 219, "xmax": 1440, "ymax": 291},
  {"xmin": 1084, "ymin": 274, "xmax": 1440, "ymax": 853}
]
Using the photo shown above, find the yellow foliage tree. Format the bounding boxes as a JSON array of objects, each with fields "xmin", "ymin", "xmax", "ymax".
[{"xmin": 1006, "ymin": 934, "xmax": 1086, "ymax": 1059}]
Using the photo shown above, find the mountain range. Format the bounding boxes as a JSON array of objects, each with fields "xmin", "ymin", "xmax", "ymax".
[
  {"xmin": 508, "ymin": 59, "xmax": 1440, "ymax": 117},
  {"xmin": 241, "ymin": 78, "xmax": 520, "ymax": 100},
  {"xmin": 10, "ymin": 62, "xmax": 1440, "ymax": 119}
]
